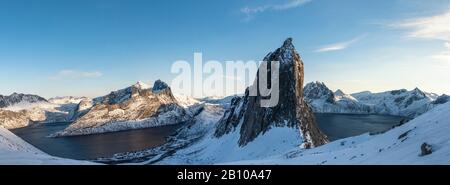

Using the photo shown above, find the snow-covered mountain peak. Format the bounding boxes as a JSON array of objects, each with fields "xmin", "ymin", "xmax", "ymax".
[
  {"xmin": 152, "ymin": 79, "xmax": 170, "ymax": 93},
  {"xmin": 53, "ymin": 79, "xmax": 192, "ymax": 137},
  {"xmin": 133, "ymin": 81, "xmax": 150, "ymax": 90},
  {"xmin": 264, "ymin": 37, "xmax": 299, "ymax": 66},
  {"xmin": 0, "ymin": 93, "xmax": 47, "ymax": 108},
  {"xmin": 334, "ymin": 89, "xmax": 345, "ymax": 96},
  {"xmin": 411, "ymin": 87, "xmax": 426, "ymax": 97},
  {"xmin": 304, "ymin": 81, "xmax": 370, "ymax": 114},
  {"xmin": 281, "ymin": 37, "xmax": 294, "ymax": 50},
  {"xmin": 304, "ymin": 81, "xmax": 335, "ymax": 104}
]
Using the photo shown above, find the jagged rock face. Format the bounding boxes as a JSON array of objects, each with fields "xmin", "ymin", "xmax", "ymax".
[
  {"xmin": 53, "ymin": 80, "xmax": 191, "ymax": 136},
  {"xmin": 215, "ymin": 38, "xmax": 328, "ymax": 148},
  {"xmin": 152, "ymin": 80, "xmax": 170, "ymax": 93},
  {"xmin": 304, "ymin": 82, "xmax": 335, "ymax": 104},
  {"xmin": 304, "ymin": 81, "xmax": 371, "ymax": 114},
  {"xmin": 0, "ymin": 94, "xmax": 87, "ymax": 128},
  {"xmin": 69, "ymin": 99, "xmax": 94, "ymax": 121},
  {"xmin": 0, "ymin": 93, "xmax": 47, "ymax": 108},
  {"xmin": 0, "ymin": 110, "xmax": 32, "ymax": 129}
]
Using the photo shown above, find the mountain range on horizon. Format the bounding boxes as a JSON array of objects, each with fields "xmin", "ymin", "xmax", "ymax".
[{"xmin": 1, "ymin": 79, "xmax": 449, "ymax": 130}]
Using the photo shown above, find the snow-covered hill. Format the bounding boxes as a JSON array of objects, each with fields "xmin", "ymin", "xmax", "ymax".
[
  {"xmin": 0, "ymin": 93, "xmax": 47, "ymax": 108},
  {"xmin": 304, "ymin": 81, "xmax": 447, "ymax": 118},
  {"xmin": 52, "ymin": 80, "xmax": 197, "ymax": 137},
  {"xmin": 0, "ymin": 94, "xmax": 89, "ymax": 129},
  {"xmin": 352, "ymin": 88, "xmax": 440, "ymax": 117},
  {"xmin": 227, "ymin": 101, "xmax": 450, "ymax": 165},
  {"xmin": 0, "ymin": 126, "xmax": 93, "ymax": 164},
  {"xmin": 304, "ymin": 82, "xmax": 371, "ymax": 114}
]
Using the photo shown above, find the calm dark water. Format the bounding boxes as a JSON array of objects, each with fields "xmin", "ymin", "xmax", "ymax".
[
  {"xmin": 11, "ymin": 122, "xmax": 182, "ymax": 160},
  {"xmin": 315, "ymin": 113, "xmax": 405, "ymax": 141},
  {"xmin": 11, "ymin": 114, "xmax": 403, "ymax": 160}
]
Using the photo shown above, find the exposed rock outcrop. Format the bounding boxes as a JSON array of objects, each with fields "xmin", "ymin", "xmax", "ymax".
[
  {"xmin": 304, "ymin": 82, "xmax": 371, "ymax": 114},
  {"xmin": 52, "ymin": 80, "xmax": 192, "ymax": 136},
  {"xmin": 215, "ymin": 38, "xmax": 328, "ymax": 148},
  {"xmin": 0, "ymin": 93, "xmax": 47, "ymax": 108}
]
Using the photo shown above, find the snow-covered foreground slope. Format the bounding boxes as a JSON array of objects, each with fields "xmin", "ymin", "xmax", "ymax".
[
  {"xmin": 0, "ymin": 126, "xmax": 93, "ymax": 165},
  {"xmin": 226, "ymin": 102, "xmax": 450, "ymax": 165}
]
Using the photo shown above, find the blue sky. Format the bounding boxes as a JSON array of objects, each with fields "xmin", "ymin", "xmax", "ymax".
[{"xmin": 0, "ymin": 0, "xmax": 449, "ymax": 98}]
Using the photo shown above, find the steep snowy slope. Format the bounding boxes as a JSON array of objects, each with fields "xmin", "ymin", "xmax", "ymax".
[
  {"xmin": 173, "ymin": 94, "xmax": 201, "ymax": 108},
  {"xmin": 227, "ymin": 101, "xmax": 450, "ymax": 165},
  {"xmin": 0, "ymin": 126, "xmax": 92, "ymax": 164},
  {"xmin": 53, "ymin": 80, "xmax": 195, "ymax": 136}
]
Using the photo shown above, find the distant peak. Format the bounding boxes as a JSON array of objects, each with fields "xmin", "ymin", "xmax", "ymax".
[
  {"xmin": 152, "ymin": 79, "xmax": 170, "ymax": 93},
  {"xmin": 282, "ymin": 37, "xmax": 294, "ymax": 49},
  {"xmin": 335, "ymin": 89, "xmax": 345, "ymax": 96},
  {"xmin": 133, "ymin": 81, "xmax": 150, "ymax": 89},
  {"xmin": 412, "ymin": 87, "xmax": 425, "ymax": 96},
  {"xmin": 308, "ymin": 81, "xmax": 328, "ymax": 88}
]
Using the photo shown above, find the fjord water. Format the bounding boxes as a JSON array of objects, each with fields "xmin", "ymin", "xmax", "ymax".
[
  {"xmin": 11, "ymin": 114, "xmax": 404, "ymax": 160},
  {"xmin": 11, "ymin": 122, "xmax": 182, "ymax": 160},
  {"xmin": 315, "ymin": 113, "xmax": 405, "ymax": 141}
]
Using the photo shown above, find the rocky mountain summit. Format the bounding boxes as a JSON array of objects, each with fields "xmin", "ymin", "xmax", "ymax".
[
  {"xmin": 215, "ymin": 38, "xmax": 328, "ymax": 148},
  {"xmin": 0, "ymin": 93, "xmax": 47, "ymax": 108},
  {"xmin": 53, "ymin": 80, "xmax": 194, "ymax": 136},
  {"xmin": 304, "ymin": 82, "xmax": 371, "ymax": 114}
]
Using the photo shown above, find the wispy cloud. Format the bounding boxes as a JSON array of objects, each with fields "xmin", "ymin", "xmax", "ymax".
[
  {"xmin": 241, "ymin": 0, "xmax": 312, "ymax": 21},
  {"xmin": 432, "ymin": 42, "xmax": 450, "ymax": 63},
  {"xmin": 390, "ymin": 11, "xmax": 450, "ymax": 64},
  {"xmin": 315, "ymin": 34, "xmax": 367, "ymax": 52},
  {"xmin": 391, "ymin": 11, "xmax": 450, "ymax": 41},
  {"xmin": 51, "ymin": 70, "xmax": 103, "ymax": 80}
]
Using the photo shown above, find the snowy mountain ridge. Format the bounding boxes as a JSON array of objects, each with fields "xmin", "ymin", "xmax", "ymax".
[
  {"xmin": 0, "ymin": 95, "xmax": 89, "ymax": 129},
  {"xmin": 52, "ymin": 80, "xmax": 198, "ymax": 137},
  {"xmin": 304, "ymin": 81, "xmax": 448, "ymax": 118},
  {"xmin": 0, "ymin": 93, "xmax": 47, "ymax": 108}
]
